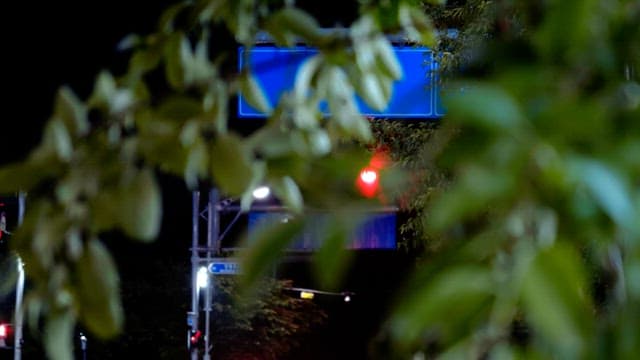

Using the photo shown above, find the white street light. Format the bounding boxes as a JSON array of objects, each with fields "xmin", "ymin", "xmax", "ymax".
[
  {"xmin": 252, "ymin": 186, "xmax": 270, "ymax": 200},
  {"xmin": 197, "ymin": 266, "xmax": 209, "ymax": 289}
]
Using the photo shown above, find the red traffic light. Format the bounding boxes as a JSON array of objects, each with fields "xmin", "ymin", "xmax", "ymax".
[
  {"xmin": 0, "ymin": 323, "xmax": 12, "ymax": 349},
  {"xmin": 0, "ymin": 324, "xmax": 10, "ymax": 338},
  {"xmin": 356, "ymin": 148, "xmax": 389, "ymax": 198},
  {"xmin": 356, "ymin": 167, "xmax": 379, "ymax": 198},
  {"xmin": 190, "ymin": 329, "xmax": 202, "ymax": 346}
]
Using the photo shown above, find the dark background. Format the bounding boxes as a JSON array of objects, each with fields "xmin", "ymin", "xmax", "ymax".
[{"xmin": 2, "ymin": 1, "xmax": 412, "ymax": 358}]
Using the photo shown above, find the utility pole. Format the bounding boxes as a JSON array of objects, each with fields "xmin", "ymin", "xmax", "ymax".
[
  {"xmin": 79, "ymin": 333, "xmax": 87, "ymax": 360},
  {"xmin": 204, "ymin": 188, "xmax": 219, "ymax": 360},
  {"xmin": 13, "ymin": 192, "xmax": 25, "ymax": 360},
  {"xmin": 190, "ymin": 191, "xmax": 200, "ymax": 360},
  {"xmin": 190, "ymin": 188, "xmax": 220, "ymax": 360}
]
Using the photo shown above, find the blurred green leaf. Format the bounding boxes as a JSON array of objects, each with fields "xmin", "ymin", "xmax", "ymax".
[
  {"xmin": 359, "ymin": 73, "xmax": 389, "ymax": 111},
  {"xmin": 44, "ymin": 311, "xmax": 75, "ymax": 360},
  {"xmin": 271, "ymin": 176, "xmax": 303, "ymax": 214},
  {"xmin": 428, "ymin": 166, "xmax": 516, "ymax": 231},
  {"xmin": 31, "ymin": 210, "xmax": 69, "ymax": 269},
  {"xmin": 240, "ymin": 160, "xmax": 266, "ymax": 211},
  {"xmin": 248, "ymin": 126, "xmax": 297, "ymax": 158},
  {"xmin": 617, "ymin": 81, "xmax": 640, "ymax": 110},
  {"xmin": 570, "ymin": 158, "xmax": 638, "ymax": 234},
  {"xmin": 239, "ymin": 217, "xmax": 306, "ymax": 289},
  {"xmin": 53, "ymin": 87, "xmax": 89, "ymax": 136},
  {"xmin": 399, "ymin": 4, "xmax": 437, "ymax": 46},
  {"xmin": 351, "ymin": 15, "xmax": 378, "ymax": 71},
  {"xmin": 164, "ymin": 32, "xmax": 186, "ymax": 89},
  {"xmin": 269, "ymin": 8, "xmax": 323, "ymax": 45},
  {"xmin": 158, "ymin": 1, "xmax": 190, "ymax": 33},
  {"xmin": 44, "ymin": 120, "xmax": 73, "ymax": 162},
  {"xmin": 293, "ymin": 56, "xmax": 323, "ymax": 104},
  {"xmin": 211, "ymin": 133, "xmax": 254, "ymax": 196},
  {"xmin": 179, "ymin": 119, "xmax": 200, "ymax": 147},
  {"xmin": 88, "ymin": 71, "xmax": 117, "ymax": 110},
  {"xmin": 116, "ymin": 33, "xmax": 142, "ymax": 51},
  {"xmin": 626, "ymin": 259, "xmax": 640, "ymax": 299},
  {"xmin": 90, "ymin": 190, "xmax": 121, "ymax": 233},
  {"xmin": 521, "ymin": 242, "xmax": 593, "ymax": 358},
  {"xmin": 373, "ymin": 36, "xmax": 403, "ymax": 80},
  {"xmin": 390, "ymin": 265, "xmax": 494, "ymax": 349},
  {"xmin": 613, "ymin": 305, "xmax": 640, "ymax": 358},
  {"xmin": 157, "ymin": 96, "xmax": 202, "ymax": 121},
  {"xmin": 206, "ymin": 81, "xmax": 229, "ymax": 134},
  {"xmin": 312, "ymin": 214, "xmax": 356, "ymax": 289},
  {"xmin": 444, "ymin": 83, "xmax": 527, "ymax": 135},
  {"xmin": 264, "ymin": 18, "xmax": 296, "ymax": 47},
  {"xmin": 75, "ymin": 239, "xmax": 124, "ymax": 339},
  {"xmin": 184, "ymin": 140, "xmax": 208, "ymax": 189},
  {"xmin": 533, "ymin": 0, "xmax": 601, "ymax": 62},
  {"xmin": 136, "ymin": 113, "xmax": 188, "ymax": 175},
  {"xmin": 0, "ymin": 255, "xmax": 18, "ymax": 295},
  {"xmin": 306, "ymin": 129, "xmax": 332, "ymax": 156},
  {"xmin": 0, "ymin": 160, "xmax": 50, "ymax": 193},
  {"xmin": 130, "ymin": 47, "xmax": 162, "ymax": 77},
  {"xmin": 240, "ymin": 72, "xmax": 272, "ymax": 115},
  {"xmin": 325, "ymin": 66, "xmax": 372, "ymax": 142},
  {"xmin": 120, "ymin": 168, "xmax": 162, "ymax": 241},
  {"xmin": 265, "ymin": 154, "xmax": 310, "ymax": 182},
  {"xmin": 293, "ymin": 101, "xmax": 321, "ymax": 130}
]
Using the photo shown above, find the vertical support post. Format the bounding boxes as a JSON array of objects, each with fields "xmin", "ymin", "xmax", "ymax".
[
  {"xmin": 203, "ymin": 188, "xmax": 219, "ymax": 360},
  {"xmin": 14, "ymin": 192, "xmax": 26, "ymax": 360},
  {"xmin": 190, "ymin": 191, "xmax": 200, "ymax": 360},
  {"xmin": 79, "ymin": 333, "xmax": 87, "ymax": 360}
]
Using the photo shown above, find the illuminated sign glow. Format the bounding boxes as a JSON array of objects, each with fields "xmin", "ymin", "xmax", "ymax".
[{"xmin": 238, "ymin": 46, "xmax": 444, "ymax": 119}]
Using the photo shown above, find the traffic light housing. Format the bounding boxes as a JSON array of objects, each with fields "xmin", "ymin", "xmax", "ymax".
[
  {"xmin": 356, "ymin": 167, "xmax": 379, "ymax": 198},
  {"xmin": 0, "ymin": 323, "xmax": 13, "ymax": 349},
  {"xmin": 188, "ymin": 329, "xmax": 203, "ymax": 350},
  {"xmin": 355, "ymin": 149, "xmax": 389, "ymax": 199}
]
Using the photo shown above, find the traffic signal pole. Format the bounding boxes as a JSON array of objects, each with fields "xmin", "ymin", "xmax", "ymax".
[
  {"xmin": 204, "ymin": 188, "xmax": 219, "ymax": 360},
  {"xmin": 190, "ymin": 188, "xmax": 220, "ymax": 360},
  {"xmin": 13, "ymin": 192, "xmax": 25, "ymax": 360},
  {"xmin": 190, "ymin": 191, "xmax": 200, "ymax": 360}
]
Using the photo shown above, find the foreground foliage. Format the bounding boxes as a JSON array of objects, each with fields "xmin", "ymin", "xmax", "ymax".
[
  {"xmin": 382, "ymin": 0, "xmax": 640, "ymax": 358},
  {"xmin": 0, "ymin": 0, "xmax": 435, "ymax": 358},
  {"xmin": 0, "ymin": 0, "xmax": 638, "ymax": 359}
]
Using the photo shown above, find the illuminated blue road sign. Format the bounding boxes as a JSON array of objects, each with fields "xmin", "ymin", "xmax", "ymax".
[
  {"xmin": 248, "ymin": 211, "xmax": 397, "ymax": 250},
  {"xmin": 238, "ymin": 46, "xmax": 442, "ymax": 119},
  {"xmin": 209, "ymin": 259, "xmax": 240, "ymax": 275}
]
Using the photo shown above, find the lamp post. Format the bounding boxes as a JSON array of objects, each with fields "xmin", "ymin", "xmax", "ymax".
[
  {"xmin": 13, "ymin": 192, "xmax": 25, "ymax": 360},
  {"xmin": 190, "ymin": 186, "xmax": 268, "ymax": 359},
  {"xmin": 190, "ymin": 188, "xmax": 219, "ymax": 360},
  {"xmin": 190, "ymin": 191, "xmax": 200, "ymax": 360},
  {"xmin": 79, "ymin": 333, "xmax": 87, "ymax": 360},
  {"xmin": 203, "ymin": 188, "xmax": 219, "ymax": 360}
]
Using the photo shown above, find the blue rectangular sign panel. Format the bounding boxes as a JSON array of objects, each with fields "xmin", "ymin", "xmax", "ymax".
[
  {"xmin": 238, "ymin": 46, "xmax": 442, "ymax": 119},
  {"xmin": 248, "ymin": 211, "xmax": 396, "ymax": 250},
  {"xmin": 209, "ymin": 261, "xmax": 240, "ymax": 275}
]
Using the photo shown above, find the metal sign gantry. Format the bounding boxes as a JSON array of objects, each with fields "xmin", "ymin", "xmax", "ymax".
[{"xmin": 189, "ymin": 189, "xmax": 220, "ymax": 360}]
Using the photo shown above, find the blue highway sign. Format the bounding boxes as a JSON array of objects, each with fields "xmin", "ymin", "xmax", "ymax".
[{"xmin": 238, "ymin": 46, "xmax": 443, "ymax": 119}]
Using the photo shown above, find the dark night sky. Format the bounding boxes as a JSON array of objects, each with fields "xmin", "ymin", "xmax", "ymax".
[
  {"xmin": 4, "ymin": 1, "xmax": 171, "ymax": 163},
  {"xmin": 3, "ymin": 0, "xmax": 357, "ymax": 161}
]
